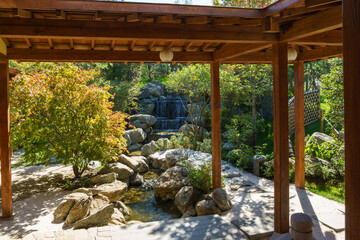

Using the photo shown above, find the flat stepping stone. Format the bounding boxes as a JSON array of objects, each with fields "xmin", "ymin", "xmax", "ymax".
[
  {"xmin": 232, "ymin": 216, "xmax": 274, "ymax": 240},
  {"xmin": 313, "ymin": 213, "xmax": 345, "ymax": 232}
]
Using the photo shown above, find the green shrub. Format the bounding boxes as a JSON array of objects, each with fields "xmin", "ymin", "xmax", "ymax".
[
  {"xmin": 226, "ymin": 144, "xmax": 253, "ymax": 172},
  {"xmin": 181, "ymin": 160, "xmax": 213, "ymax": 194},
  {"xmin": 170, "ymin": 133, "xmax": 212, "ymax": 153}
]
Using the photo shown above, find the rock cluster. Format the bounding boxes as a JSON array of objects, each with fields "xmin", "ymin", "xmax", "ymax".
[{"xmin": 53, "ymin": 154, "xmax": 149, "ymax": 229}]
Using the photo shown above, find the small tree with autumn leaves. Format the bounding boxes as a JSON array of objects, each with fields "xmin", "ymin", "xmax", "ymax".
[{"xmin": 10, "ymin": 64, "xmax": 128, "ymax": 178}]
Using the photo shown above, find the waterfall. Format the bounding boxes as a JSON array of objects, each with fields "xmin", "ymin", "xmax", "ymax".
[{"xmin": 153, "ymin": 99, "xmax": 187, "ymax": 132}]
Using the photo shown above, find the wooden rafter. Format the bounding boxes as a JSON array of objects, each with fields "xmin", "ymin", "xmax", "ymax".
[
  {"xmin": 6, "ymin": 48, "xmax": 212, "ymax": 63},
  {"xmin": 184, "ymin": 42, "xmax": 192, "ymax": 52},
  {"xmin": 48, "ymin": 39, "xmax": 53, "ymax": 49},
  {"xmin": 213, "ymin": 43, "xmax": 271, "ymax": 61},
  {"xmin": 129, "ymin": 41, "xmax": 136, "ymax": 51},
  {"xmin": 24, "ymin": 38, "xmax": 32, "ymax": 48},
  {"xmin": 69, "ymin": 39, "xmax": 74, "ymax": 49},
  {"xmin": 1, "ymin": 38, "xmax": 10, "ymax": 47},
  {"xmin": 200, "ymin": 42, "xmax": 211, "ymax": 52},
  {"xmin": 290, "ymin": 30, "xmax": 342, "ymax": 46},
  {"xmin": 305, "ymin": 0, "xmax": 341, "ymax": 8},
  {"xmin": 148, "ymin": 41, "xmax": 155, "ymax": 51},
  {"xmin": 55, "ymin": 9, "xmax": 66, "ymax": 19},
  {"xmin": 298, "ymin": 46, "xmax": 342, "ymax": 61},
  {"xmin": 12, "ymin": 8, "xmax": 32, "ymax": 18},
  {"xmin": 110, "ymin": 40, "xmax": 116, "ymax": 50}
]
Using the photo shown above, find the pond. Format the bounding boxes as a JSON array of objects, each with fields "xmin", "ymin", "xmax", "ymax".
[{"xmin": 123, "ymin": 170, "xmax": 182, "ymax": 222}]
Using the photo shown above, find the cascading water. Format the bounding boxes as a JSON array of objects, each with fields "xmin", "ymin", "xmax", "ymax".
[{"xmin": 153, "ymin": 98, "xmax": 187, "ymax": 132}]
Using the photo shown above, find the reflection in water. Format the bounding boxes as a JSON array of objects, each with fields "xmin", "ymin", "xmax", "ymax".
[{"xmin": 123, "ymin": 170, "xmax": 182, "ymax": 222}]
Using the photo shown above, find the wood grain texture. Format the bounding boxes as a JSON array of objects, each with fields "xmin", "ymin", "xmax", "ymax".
[
  {"xmin": 272, "ymin": 42, "xmax": 289, "ymax": 233},
  {"xmin": 211, "ymin": 62, "xmax": 222, "ymax": 190},
  {"xmin": 0, "ymin": 61, "xmax": 12, "ymax": 218},
  {"xmin": 294, "ymin": 61, "xmax": 305, "ymax": 189},
  {"xmin": 343, "ymin": 0, "xmax": 360, "ymax": 239}
]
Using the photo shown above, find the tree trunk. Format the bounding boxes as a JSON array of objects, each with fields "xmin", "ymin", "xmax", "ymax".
[
  {"xmin": 73, "ymin": 165, "xmax": 81, "ymax": 178},
  {"xmin": 252, "ymin": 82, "xmax": 257, "ymax": 147}
]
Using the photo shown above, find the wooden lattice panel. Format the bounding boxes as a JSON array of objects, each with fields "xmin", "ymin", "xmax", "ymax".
[{"xmin": 288, "ymin": 89, "xmax": 320, "ymax": 136}]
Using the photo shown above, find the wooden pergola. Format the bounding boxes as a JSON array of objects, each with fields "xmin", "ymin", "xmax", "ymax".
[{"xmin": 0, "ymin": 0, "xmax": 358, "ymax": 238}]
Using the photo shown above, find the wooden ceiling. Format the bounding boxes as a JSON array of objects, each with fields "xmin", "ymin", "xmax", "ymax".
[{"xmin": 0, "ymin": 0, "xmax": 343, "ymax": 64}]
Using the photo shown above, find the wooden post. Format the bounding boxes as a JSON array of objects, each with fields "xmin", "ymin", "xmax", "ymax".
[
  {"xmin": 211, "ymin": 61, "xmax": 221, "ymax": 190},
  {"xmin": 294, "ymin": 61, "xmax": 305, "ymax": 189},
  {"xmin": 343, "ymin": 1, "xmax": 360, "ymax": 239},
  {"xmin": 0, "ymin": 60, "xmax": 12, "ymax": 218},
  {"xmin": 320, "ymin": 110, "xmax": 324, "ymax": 133},
  {"xmin": 272, "ymin": 42, "xmax": 289, "ymax": 233}
]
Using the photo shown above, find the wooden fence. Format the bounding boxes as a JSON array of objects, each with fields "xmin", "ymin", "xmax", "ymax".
[{"xmin": 288, "ymin": 89, "xmax": 320, "ymax": 136}]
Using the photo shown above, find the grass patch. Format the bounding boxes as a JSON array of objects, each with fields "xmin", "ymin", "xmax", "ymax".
[
  {"xmin": 256, "ymin": 119, "xmax": 274, "ymax": 155},
  {"xmin": 306, "ymin": 182, "xmax": 345, "ymax": 204}
]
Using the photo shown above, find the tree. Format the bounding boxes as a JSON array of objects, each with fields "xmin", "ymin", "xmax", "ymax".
[
  {"xmin": 167, "ymin": 64, "xmax": 211, "ymax": 141},
  {"xmin": 10, "ymin": 64, "xmax": 128, "ymax": 178},
  {"xmin": 213, "ymin": 0, "xmax": 276, "ymax": 8}
]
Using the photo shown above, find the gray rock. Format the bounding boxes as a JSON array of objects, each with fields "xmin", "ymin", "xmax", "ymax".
[
  {"xmin": 65, "ymin": 196, "xmax": 91, "ymax": 224},
  {"xmin": 123, "ymin": 133, "xmax": 132, "ymax": 148},
  {"xmin": 73, "ymin": 204, "xmax": 114, "ymax": 229},
  {"xmin": 141, "ymin": 141, "xmax": 159, "ymax": 156},
  {"xmin": 222, "ymin": 142, "xmax": 235, "ymax": 152},
  {"xmin": 291, "ymin": 213, "xmax": 313, "ymax": 233},
  {"xmin": 308, "ymin": 132, "xmax": 335, "ymax": 145},
  {"xmin": 125, "ymin": 128, "xmax": 147, "ymax": 144},
  {"xmin": 138, "ymin": 88, "xmax": 151, "ymax": 100},
  {"xmin": 175, "ymin": 186, "xmax": 201, "ymax": 214},
  {"xmin": 252, "ymin": 155, "xmax": 267, "ymax": 177},
  {"xmin": 91, "ymin": 181, "xmax": 127, "ymax": 202},
  {"xmin": 130, "ymin": 114, "xmax": 157, "ymax": 132},
  {"xmin": 211, "ymin": 188, "xmax": 232, "ymax": 211},
  {"xmin": 165, "ymin": 149, "xmax": 189, "ymax": 168},
  {"xmin": 99, "ymin": 163, "xmax": 134, "ymax": 180},
  {"xmin": 179, "ymin": 124, "xmax": 209, "ymax": 136},
  {"xmin": 306, "ymin": 157, "xmax": 329, "ymax": 166},
  {"xmin": 118, "ymin": 155, "xmax": 149, "ymax": 173},
  {"xmin": 153, "ymin": 166, "xmax": 191, "ymax": 201},
  {"xmin": 114, "ymin": 201, "xmax": 130, "ymax": 216},
  {"xmin": 89, "ymin": 194, "xmax": 110, "ymax": 215},
  {"xmin": 53, "ymin": 192, "xmax": 89, "ymax": 223},
  {"xmin": 129, "ymin": 173, "xmax": 144, "ymax": 186},
  {"xmin": 195, "ymin": 199, "xmax": 222, "ymax": 216},
  {"xmin": 149, "ymin": 151, "xmax": 167, "ymax": 169},
  {"xmin": 91, "ymin": 173, "xmax": 117, "ymax": 185},
  {"xmin": 72, "ymin": 188, "xmax": 92, "ymax": 196},
  {"xmin": 109, "ymin": 208, "xmax": 126, "ymax": 225},
  {"xmin": 142, "ymin": 82, "xmax": 162, "ymax": 97},
  {"xmin": 128, "ymin": 143, "xmax": 143, "ymax": 152},
  {"xmin": 139, "ymin": 99, "xmax": 155, "ymax": 115}
]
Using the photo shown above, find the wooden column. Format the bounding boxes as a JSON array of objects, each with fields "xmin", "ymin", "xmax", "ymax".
[
  {"xmin": 294, "ymin": 61, "xmax": 305, "ymax": 189},
  {"xmin": 343, "ymin": 1, "xmax": 360, "ymax": 239},
  {"xmin": 272, "ymin": 42, "xmax": 289, "ymax": 233},
  {"xmin": 211, "ymin": 61, "xmax": 221, "ymax": 190},
  {"xmin": 0, "ymin": 60, "xmax": 12, "ymax": 218}
]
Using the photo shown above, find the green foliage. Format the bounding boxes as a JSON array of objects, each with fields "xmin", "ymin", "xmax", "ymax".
[
  {"xmin": 181, "ymin": 160, "xmax": 213, "ymax": 194},
  {"xmin": 226, "ymin": 144, "xmax": 253, "ymax": 172},
  {"xmin": 10, "ymin": 64, "xmax": 128, "ymax": 178},
  {"xmin": 170, "ymin": 133, "xmax": 212, "ymax": 153},
  {"xmin": 213, "ymin": 0, "xmax": 276, "ymax": 8},
  {"xmin": 320, "ymin": 58, "xmax": 344, "ymax": 128},
  {"xmin": 9, "ymin": 60, "xmax": 58, "ymax": 74},
  {"xmin": 60, "ymin": 177, "xmax": 95, "ymax": 190},
  {"xmin": 305, "ymin": 137, "xmax": 339, "ymax": 161}
]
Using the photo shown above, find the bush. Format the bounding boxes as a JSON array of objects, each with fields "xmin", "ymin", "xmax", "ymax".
[
  {"xmin": 226, "ymin": 144, "xmax": 253, "ymax": 172},
  {"xmin": 170, "ymin": 132, "xmax": 212, "ymax": 153},
  {"xmin": 10, "ymin": 64, "xmax": 128, "ymax": 178},
  {"xmin": 181, "ymin": 160, "xmax": 213, "ymax": 194}
]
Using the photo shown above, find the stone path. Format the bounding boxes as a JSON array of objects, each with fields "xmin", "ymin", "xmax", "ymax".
[
  {"xmin": 23, "ymin": 215, "xmax": 247, "ymax": 240},
  {"xmin": 1, "ymin": 149, "xmax": 346, "ymax": 240}
]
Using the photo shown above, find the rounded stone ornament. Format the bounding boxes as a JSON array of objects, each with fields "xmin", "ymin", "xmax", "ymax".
[{"xmin": 291, "ymin": 213, "xmax": 313, "ymax": 233}]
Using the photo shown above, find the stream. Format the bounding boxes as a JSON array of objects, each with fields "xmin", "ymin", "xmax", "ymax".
[{"xmin": 122, "ymin": 170, "xmax": 182, "ymax": 222}]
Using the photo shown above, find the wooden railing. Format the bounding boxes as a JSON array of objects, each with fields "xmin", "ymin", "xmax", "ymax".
[{"xmin": 288, "ymin": 89, "xmax": 320, "ymax": 136}]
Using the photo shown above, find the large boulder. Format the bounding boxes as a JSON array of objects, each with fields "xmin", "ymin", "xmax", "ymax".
[
  {"xmin": 211, "ymin": 188, "xmax": 232, "ymax": 211},
  {"xmin": 123, "ymin": 132, "xmax": 132, "ymax": 148},
  {"xmin": 89, "ymin": 194, "xmax": 110, "ymax": 215},
  {"xmin": 65, "ymin": 196, "xmax": 92, "ymax": 224},
  {"xmin": 141, "ymin": 141, "xmax": 159, "ymax": 156},
  {"xmin": 195, "ymin": 199, "xmax": 222, "ymax": 216},
  {"xmin": 73, "ymin": 204, "xmax": 114, "ymax": 229},
  {"xmin": 148, "ymin": 151, "xmax": 167, "ymax": 169},
  {"xmin": 308, "ymin": 132, "xmax": 335, "ymax": 145},
  {"xmin": 130, "ymin": 114, "xmax": 157, "ymax": 132},
  {"xmin": 99, "ymin": 163, "xmax": 134, "ymax": 180},
  {"xmin": 53, "ymin": 192, "xmax": 89, "ymax": 223},
  {"xmin": 109, "ymin": 208, "xmax": 126, "ymax": 225},
  {"xmin": 175, "ymin": 186, "xmax": 201, "ymax": 214},
  {"xmin": 179, "ymin": 124, "xmax": 209, "ymax": 136},
  {"xmin": 128, "ymin": 143, "xmax": 143, "ymax": 153},
  {"xmin": 114, "ymin": 201, "xmax": 130, "ymax": 216},
  {"xmin": 129, "ymin": 173, "xmax": 144, "ymax": 186},
  {"xmin": 91, "ymin": 181, "xmax": 127, "ymax": 202},
  {"xmin": 118, "ymin": 155, "xmax": 149, "ymax": 173},
  {"xmin": 125, "ymin": 128, "xmax": 147, "ymax": 144},
  {"xmin": 139, "ymin": 99, "xmax": 155, "ymax": 115},
  {"xmin": 91, "ymin": 173, "xmax": 117, "ymax": 185},
  {"xmin": 153, "ymin": 166, "xmax": 191, "ymax": 201},
  {"xmin": 165, "ymin": 149, "xmax": 189, "ymax": 168},
  {"xmin": 141, "ymin": 82, "xmax": 162, "ymax": 97}
]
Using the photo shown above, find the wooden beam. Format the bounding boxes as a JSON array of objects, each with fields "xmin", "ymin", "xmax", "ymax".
[
  {"xmin": 24, "ymin": 38, "xmax": 32, "ymax": 48},
  {"xmin": 126, "ymin": 13, "xmax": 142, "ymax": 22},
  {"xmin": 298, "ymin": 46, "xmax": 343, "ymax": 61},
  {"xmin": 184, "ymin": 42, "xmax": 192, "ymax": 52},
  {"xmin": 69, "ymin": 39, "xmax": 74, "ymax": 49},
  {"xmin": 211, "ymin": 61, "xmax": 221, "ymax": 190},
  {"xmin": 55, "ymin": 9, "xmax": 66, "ymax": 19},
  {"xmin": 305, "ymin": 0, "xmax": 340, "ymax": 8},
  {"xmin": 290, "ymin": 30, "xmax": 343, "ymax": 46},
  {"xmin": 148, "ymin": 41, "xmax": 155, "ymax": 51},
  {"xmin": 2, "ymin": 38, "xmax": 10, "ymax": 47},
  {"xmin": 213, "ymin": 43, "xmax": 271, "ymax": 61},
  {"xmin": 200, "ymin": 42, "xmax": 211, "ymax": 52},
  {"xmin": 167, "ymin": 41, "xmax": 175, "ymax": 49},
  {"xmin": 280, "ymin": 5, "xmax": 342, "ymax": 41},
  {"xmin": 12, "ymin": 8, "xmax": 32, "ymax": 18},
  {"xmin": 129, "ymin": 41, "xmax": 136, "ymax": 51},
  {"xmin": 343, "ymin": 0, "xmax": 360, "ymax": 239},
  {"xmin": 91, "ymin": 40, "xmax": 95, "ymax": 50},
  {"xmin": 110, "ymin": 40, "xmax": 116, "ymax": 50},
  {"xmin": 0, "ymin": 18, "xmax": 278, "ymax": 43},
  {"xmin": 48, "ymin": 38, "xmax": 53, "ymax": 49},
  {"xmin": 0, "ymin": 60, "xmax": 12, "ymax": 218},
  {"xmin": 264, "ymin": 0, "xmax": 305, "ymax": 17},
  {"xmin": 263, "ymin": 16, "xmax": 280, "ymax": 33},
  {"xmin": 185, "ymin": 16, "xmax": 210, "ymax": 25},
  {"xmin": 6, "ymin": 48, "xmax": 212, "ymax": 62},
  {"xmin": 272, "ymin": 42, "xmax": 289, "ymax": 234},
  {"xmin": 223, "ymin": 51, "xmax": 272, "ymax": 63},
  {"xmin": 94, "ymin": 11, "xmax": 102, "ymax": 21},
  {"xmin": 0, "ymin": 0, "xmax": 262, "ymax": 18},
  {"xmin": 294, "ymin": 61, "xmax": 305, "ymax": 189}
]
